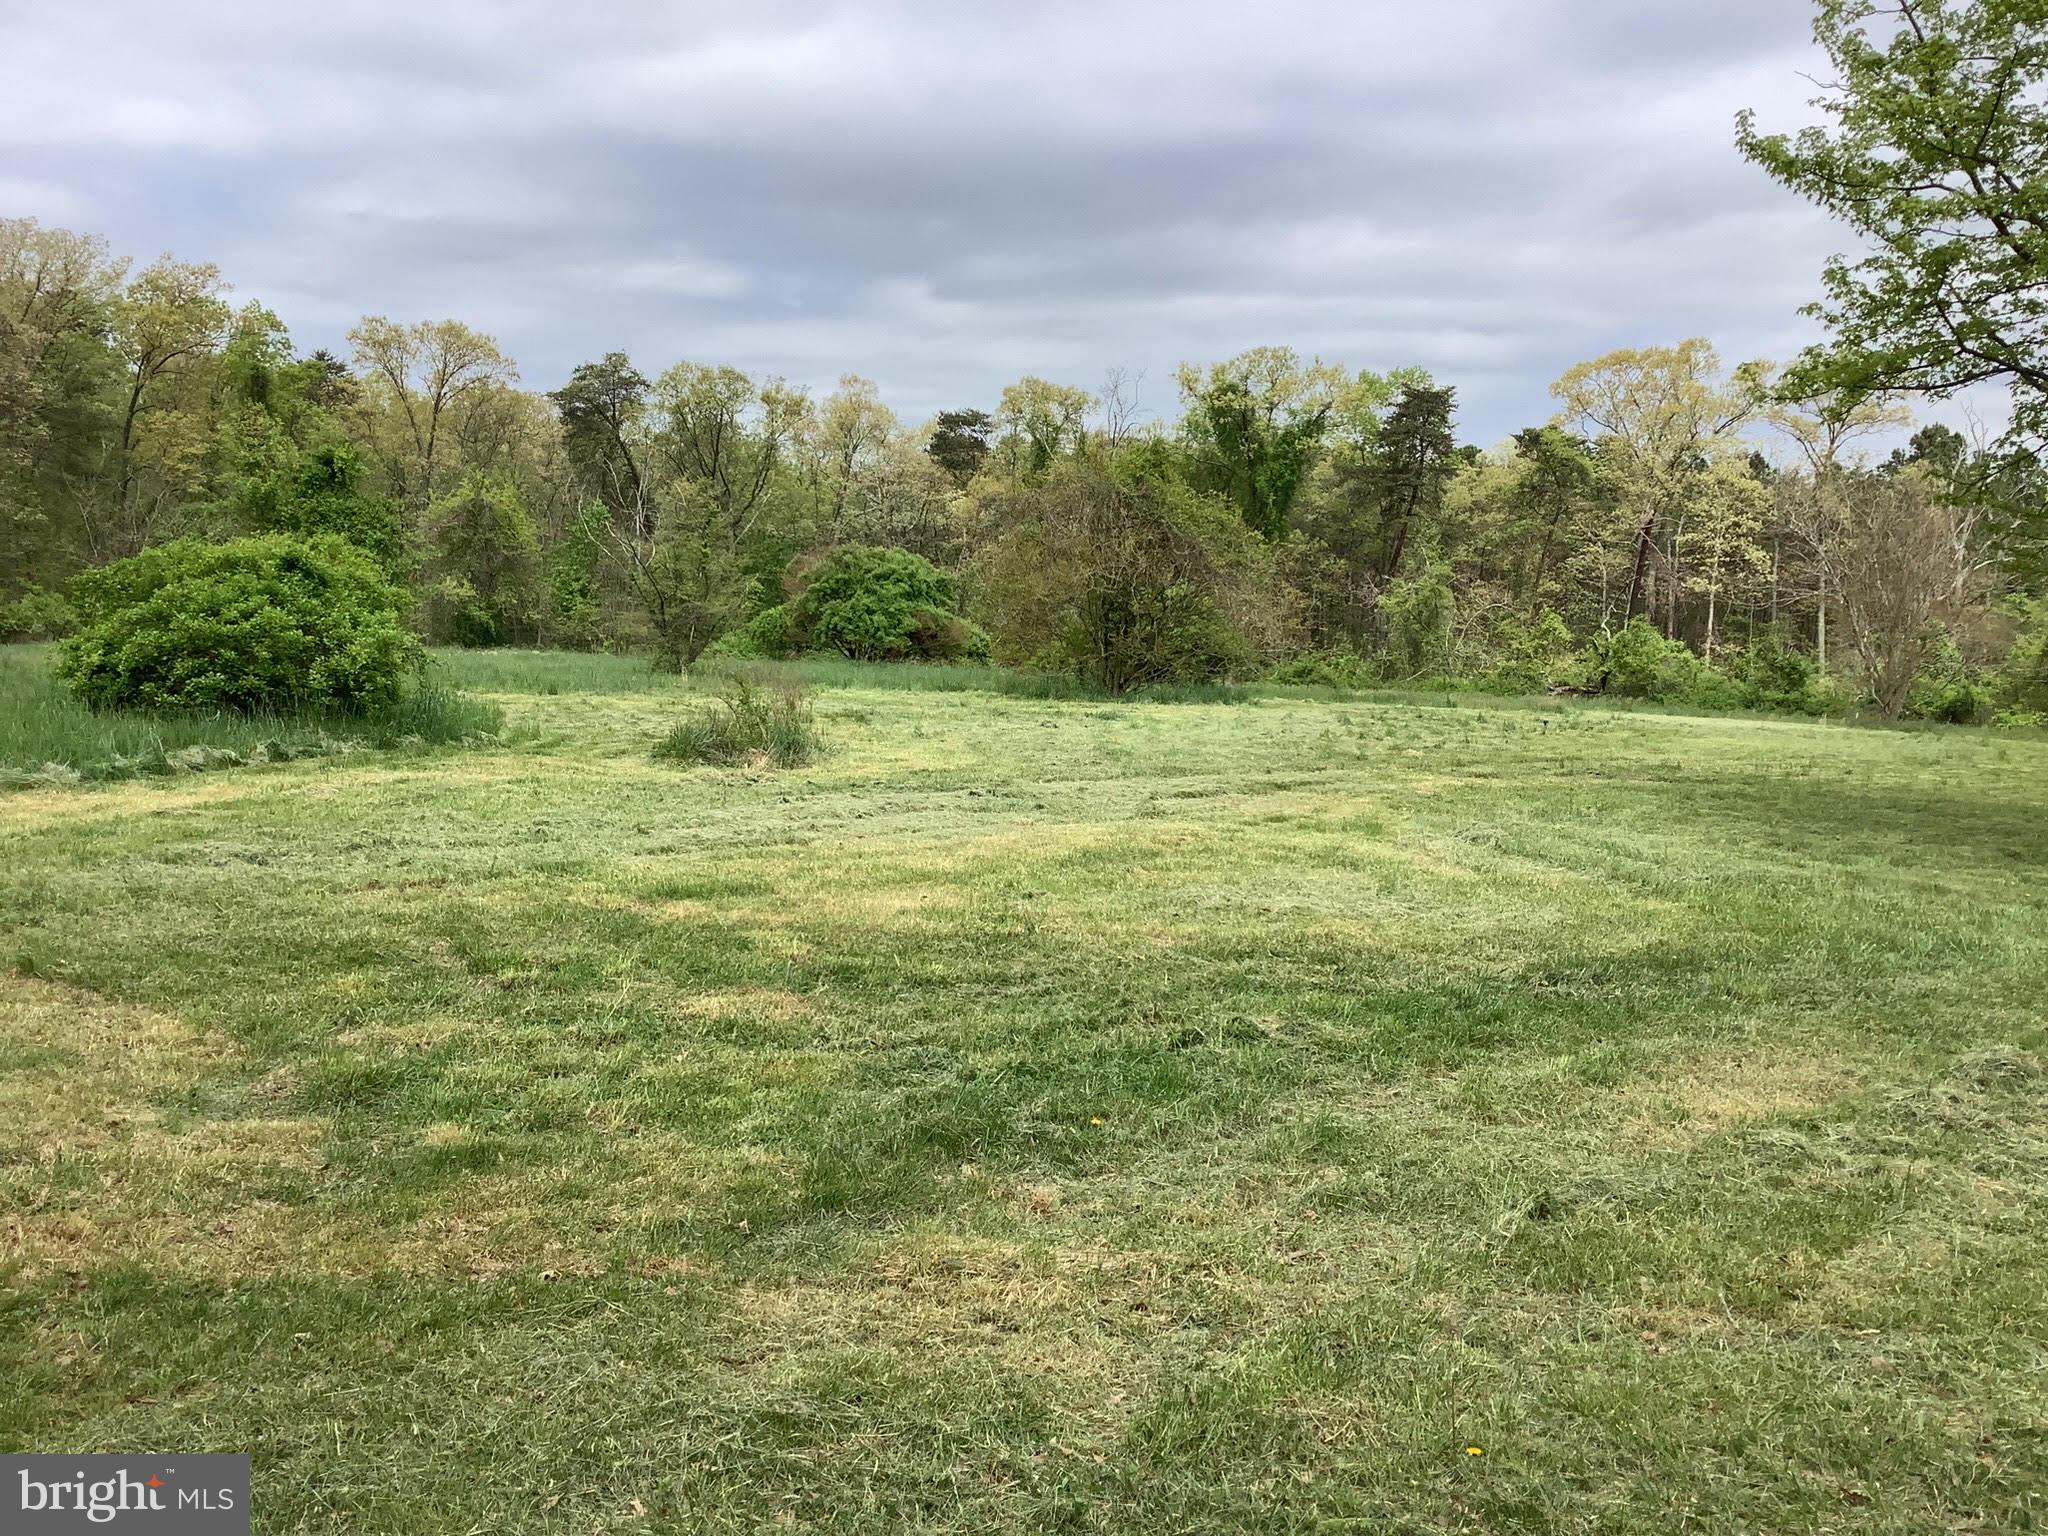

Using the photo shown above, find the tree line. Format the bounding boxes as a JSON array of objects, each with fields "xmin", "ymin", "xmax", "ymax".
[{"xmin": 2, "ymin": 215, "xmax": 2044, "ymax": 718}]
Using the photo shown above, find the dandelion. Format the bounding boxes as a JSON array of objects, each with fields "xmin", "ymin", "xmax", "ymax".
[{"xmin": 1465, "ymin": 1446, "xmax": 1484, "ymax": 1457}]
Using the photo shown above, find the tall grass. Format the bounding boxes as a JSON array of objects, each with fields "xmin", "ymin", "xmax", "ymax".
[
  {"xmin": 430, "ymin": 646, "xmax": 684, "ymax": 696},
  {"xmin": 694, "ymin": 653, "xmax": 1098, "ymax": 700},
  {"xmin": 423, "ymin": 643, "xmax": 1959, "ymax": 730},
  {"xmin": 0, "ymin": 644, "xmax": 503, "ymax": 787},
  {"xmin": 694, "ymin": 654, "xmax": 1583, "ymax": 710}
]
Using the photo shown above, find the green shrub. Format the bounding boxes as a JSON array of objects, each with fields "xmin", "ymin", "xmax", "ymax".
[
  {"xmin": 1992, "ymin": 600, "xmax": 2048, "ymax": 718},
  {"xmin": 910, "ymin": 606, "xmax": 992, "ymax": 662},
  {"xmin": 1590, "ymin": 617, "xmax": 1732, "ymax": 705},
  {"xmin": 1267, "ymin": 651, "xmax": 1374, "ymax": 688},
  {"xmin": 58, "ymin": 534, "xmax": 421, "ymax": 714},
  {"xmin": 1906, "ymin": 631, "xmax": 1990, "ymax": 724},
  {"xmin": 0, "ymin": 585, "xmax": 73, "ymax": 641},
  {"xmin": 1726, "ymin": 634, "xmax": 1836, "ymax": 716},
  {"xmin": 718, "ymin": 604, "xmax": 794, "ymax": 660},
  {"xmin": 655, "ymin": 674, "xmax": 819, "ymax": 768},
  {"xmin": 1915, "ymin": 677, "xmax": 1993, "ymax": 724},
  {"xmin": 791, "ymin": 546, "xmax": 977, "ymax": 661},
  {"xmin": 1065, "ymin": 579, "xmax": 1250, "ymax": 693},
  {"xmin": 1379, "ymin": 566, "xmax": 1455, "ymax": 679},
  {"xmin": 1474, "ymin": 609, "xmax": 1575, "ymax": 694}
]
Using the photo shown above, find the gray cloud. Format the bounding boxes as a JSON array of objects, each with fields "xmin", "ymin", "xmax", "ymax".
[{"xmin": 5, "ymin": 0, "xmax": 1901, "ymax": 441}]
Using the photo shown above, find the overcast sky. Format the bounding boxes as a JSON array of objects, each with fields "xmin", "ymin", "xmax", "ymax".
[{"xmin": 2, "ymin": 0, "xmax": 1884, "ymax": 443}]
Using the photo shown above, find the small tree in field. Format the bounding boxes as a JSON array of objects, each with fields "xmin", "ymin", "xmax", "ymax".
[
  {"xmin": 973, "ymin": 451, "xmax": 1283, "ymax": 692},
  {"xmin": 611, "ymin": 513, "xmax": 755, "ymax": 671}
]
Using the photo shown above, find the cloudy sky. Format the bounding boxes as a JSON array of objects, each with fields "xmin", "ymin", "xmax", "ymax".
[{"xmin": 3, "ymin": 0, "xmax": 1873, "ymax": 442}]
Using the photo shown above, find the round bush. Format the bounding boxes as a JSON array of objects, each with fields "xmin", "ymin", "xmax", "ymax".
[
  {"xmin": 791, "ymin": 546, "xmax": 977, "ymax": 661},
  {"xmin": 59, "ymin": 535, "xmax": 421, "ymax": 714}
]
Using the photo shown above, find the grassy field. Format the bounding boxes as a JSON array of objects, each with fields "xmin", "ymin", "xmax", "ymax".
[{"xmin": 3, "ymin": 644, "xmax": 2045, "ymax": 1532}]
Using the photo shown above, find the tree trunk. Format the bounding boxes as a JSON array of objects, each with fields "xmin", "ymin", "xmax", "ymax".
[{"xmin": 1621, "ymin": 509, "xmax": 1657, "ymax": 619}]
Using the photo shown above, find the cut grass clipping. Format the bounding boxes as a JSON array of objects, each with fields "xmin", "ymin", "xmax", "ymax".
[{"xmin": 654, "ymin": 672, "xmax": 820, "ymax": 767}]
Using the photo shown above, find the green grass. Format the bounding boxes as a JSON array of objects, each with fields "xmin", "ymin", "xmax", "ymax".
[
  {"xmin": 0, "ymin": 644, "xmax": 505, "ymax": 786},
  {"xmin": 2, "ymin": 643, "xmax": 2045, "ymax": 1531}
]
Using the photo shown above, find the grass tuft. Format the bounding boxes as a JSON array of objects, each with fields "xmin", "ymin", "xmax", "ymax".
[{"xmin": 654, "ymin": 673, "xmax": 820, "ymax": 768}]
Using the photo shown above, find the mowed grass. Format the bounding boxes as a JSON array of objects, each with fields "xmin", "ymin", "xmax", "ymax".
[{"xmin": 2, "ymin": 644, "xmax": 2045, "ymax": 1532}]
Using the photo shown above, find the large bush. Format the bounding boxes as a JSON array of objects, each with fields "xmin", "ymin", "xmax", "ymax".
[
  {"xmin": 1725, "ymin": 634, "xmax": 1837, "ymax": 716},
  {"xmin": 972, "ymin": 456, "xmax": 1285, "ymax": 692},
  {"xmin": 1589, "ymin": 617, "xmax": 1732, "ymax": 706},
  {"xmin": 790, "ymin": 545, "xmax": 986, "ymax": 661},
  {"xmin": 58, "ymin": 534, "xmax": 421, "ymax": 714}
]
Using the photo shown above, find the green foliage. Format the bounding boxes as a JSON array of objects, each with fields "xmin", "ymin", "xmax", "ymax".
[
  {"xmin": 1266, "ymin": 651, "xmax": 1375, "ymax": 688},
  {"xmin": 1066, "ymin": 577, "xmax": 1247, "ymax": 693},
  {"xmin": 1378, "ymin": 565, "xmax": 1455, "ymax": 679},
  {"xmin": 229, "ymin": 443, "xmax": 405, "ymax": 569},
  {"xmin": 1178, "ymin": 349, "xmax": 1340, "ymax": 539},
  {"xmin": 1991, "ymin": 599, "xmax": 2048, "ymax": 717},
  {"xmin": 421, "ymin": 473, "xmax": 543, "ymax": 647},
  {"xmin": 1909, "ymin": 631, "xmax": 1992, "ymax": 725},
  {"xmin": 974, "ymin": 453, "xmax": 1283, "ymax": 694},
  {"xmin": 550, "ymin": 352, "xmax": 651, "ymax": 525},
  {"xmin": 1592, "ymin": 617, "xmax": 1733, "ymax": 706},
  {"xmin": 1725, "ymin": 634, "xmax": 1839, "ymax": 716},
  {"xmin": 1474, "ymin": 609, "xmax": 1576, "ymax": 693},
  {"xmin": 543, "ymin": 502, "xmax": 609, "ymax": 650},
  {"xmin": 927, "ymin": 408, "xmax": 994, "ymax": 487},
  {"xmin": 713, "ymin": 603, "xmax": 794, "ymax": 660},
  {"xmin": 654, "ymin": 673, "xmax": 819, "ymax": 768},
  {"xmin": 58, "ymin": 534, "xmax": 421, "ymax": 714},
  {"xmin": 0, "ymin": 585, "xmax": 73, "ymax": 641},
  {"xmin": 1737, "ymin": 0, "xmax": 2048, "ymax": 452},
  {"xmin": 791, "ymin": 545, "xmax": 978, "ymax": 661},
  {"xmin": 626, "ymin": 524, "xmax": 756, "ymax": 673}
]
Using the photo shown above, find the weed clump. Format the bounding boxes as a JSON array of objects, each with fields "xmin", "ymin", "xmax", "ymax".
[{"xmin": 655, "ymin": 674, "xmax": 819, "ymax": 768}]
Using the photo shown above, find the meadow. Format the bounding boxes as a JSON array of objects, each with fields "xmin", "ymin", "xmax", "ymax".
[{"xmin": 2, "ymin": 645, "xmax": 2045, "ymax": 1532}]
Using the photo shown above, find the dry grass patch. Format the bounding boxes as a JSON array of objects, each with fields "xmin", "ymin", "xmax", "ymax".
[{"xmin": 0, "ymin": 975, "xmax": 231, "ymax": 1159}]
